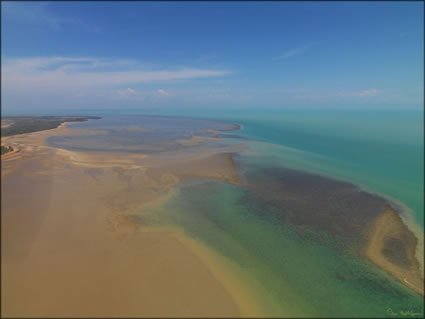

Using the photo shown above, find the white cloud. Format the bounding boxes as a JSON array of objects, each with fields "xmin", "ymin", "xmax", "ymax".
[
  {"xmin": 275, "ymin": 43, "xmax": 315, "ymax": 60},
  {"xmin": 158, "ymin": 89, "xmax": 169, "ymax": 96},
  {"xmin": 117, "ymin": 88, "xmax": 136, "ymax": 98},
  {"xmin": 1, "ymin": 56, "xmax": 231, "ymax": 112},
  {"xmin": 2, "ymin": 56, "xmax": 231, "ymax": 93}
]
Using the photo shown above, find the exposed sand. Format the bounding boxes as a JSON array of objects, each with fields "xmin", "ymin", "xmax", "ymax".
[
  {"xmin": 1, "ymin": 119, "xmax": 14, "ymax": 128},
  {"xmin": 0, "ymin": 145, "xmax": 20, "ymax": 158},
  {"xmin": 365, "ymin": 206, "xmax": 424, "ymax": 295},
  {"xmin": 176, "ymin": 135, "xmax": 222, "ymax": 146},
  {"xmin": 143, "ymin": 151, "xmax": 242, "ymax": 187},
  {"xmin": 1, "ymin": 124, "xmax": 258, "ymax": 317},
  {"xmin": 3, "ymin": 119, "xmax": 422, "ymax": 317}
]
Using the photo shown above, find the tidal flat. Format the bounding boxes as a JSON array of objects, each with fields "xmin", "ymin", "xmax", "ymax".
[{"xmin": 1, "ymin": 115, "xmax": 423, "ymax": 317}]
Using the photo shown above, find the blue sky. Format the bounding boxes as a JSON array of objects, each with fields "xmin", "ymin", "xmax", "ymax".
[{"xmin": 1, "ymin": 1, "xmax": 423, "ymax": 113}]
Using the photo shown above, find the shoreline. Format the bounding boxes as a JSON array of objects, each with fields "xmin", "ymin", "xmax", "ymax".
[
  {"xmin": 1, "ymin": 116, "xmax": 101, "ymax": 137},
  {"xmin": 365, "ymin": 206, "xmax": 424, "ymax": 295},
  {"xmin": 1, "ymin": 119, "xmax": 249, "ymax": 317},
  {"xmin": 2, "ymin": 115, "xmax": 423, "ymax": 316},
  {"xmin": 241, "ymin": 139, "xmax": 424, "ymax": 284},
  {"xmin": 238, "ymin": 149, "xmax": 424, "ymax": 297},
  {"xmin": 0, "ymin": 145, "xmax": 20, "ymax": 158},
  {"xmin": 136, "ymin": 224, "xmax": 271, "ymax": 317}
]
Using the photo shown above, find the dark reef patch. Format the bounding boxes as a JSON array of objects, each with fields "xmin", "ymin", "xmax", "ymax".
[
  {"xmin": 241, "ymin": 166, "xmax": 387, "ymax": 238},
  {"xmin": 237, "ymin": 161, "xmax": 423, "ymax": 295}
]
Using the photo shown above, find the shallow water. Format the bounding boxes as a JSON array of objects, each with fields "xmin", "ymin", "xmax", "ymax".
[
  {"xmin": 43, "ymin": 112, "xmax": 424, "ymax": 317},
  {"xmin": 124, "ymin": 109, "xmax": 424, "ymax": 228},
  {"xmin": 234, "ymin": 110, "xmax": 424, "ymax": 229},
  {"xmin": 46, "ymin": 115, "xmax": 238, "ymax": 154},
  {"xmin": 139, "ymin": 177, "xmax": 423, "ymax": 317}
]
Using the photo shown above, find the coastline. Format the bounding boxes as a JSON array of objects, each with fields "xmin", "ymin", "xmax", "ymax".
[
  {"xmin": 239, "ymin": 149, "xmax": 424, "ymax": 297},
  {"xmin": 365, "ymin": 206, "xmax": 424, "ymax": 295},
  {"xmin": 1, "ymin": 121, "xmax": 251, "ymax": 317},
  {"xmin": 2, "ymin": 116, "xmax": 423, "ymax": 316},
  {"xmin": 135, "ymin": 224, "xmax": 271, "ymax": 317},
  {"xmin": 241, "ymin": 139, "xmax": 424, "ymax": 283}
]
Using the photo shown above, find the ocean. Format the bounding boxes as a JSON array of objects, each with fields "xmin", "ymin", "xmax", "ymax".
[{"xmin": 104, "ymin": 108, "xmax": 422, "ymax": 223}]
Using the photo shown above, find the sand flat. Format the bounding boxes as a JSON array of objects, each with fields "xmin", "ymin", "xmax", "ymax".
[
  {"xmin": 365, "ymin": 206, "xmax": 424, "ymax": 295},
  {"xmin": 3, "ymin": 116, "xmax": 422, "ymax": 317},
  {"xmin": 1, "ymin": 124, "xmax": 249, "ymax": 317}
]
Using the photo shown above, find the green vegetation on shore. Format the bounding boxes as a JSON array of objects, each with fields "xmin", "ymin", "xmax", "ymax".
[
  {"xmin": 1, "ymin": 116, "xmax": 101, "ymax": 137},
  {"xmin": 1, "ymin": 145, "xmax": 14, "ymax": 155}
]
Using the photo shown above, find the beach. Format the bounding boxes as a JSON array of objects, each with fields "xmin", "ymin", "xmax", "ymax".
[
  {"xmin": 365, "ymin": 206, "xmax": 424, "ymax": 295},
  {"xmin": 1, "ymin": 120, "xmax": 257, "ymax": 317},
  {"xmin": 1, "ymin": 115, "xmax": 423, "ymax": 317}
]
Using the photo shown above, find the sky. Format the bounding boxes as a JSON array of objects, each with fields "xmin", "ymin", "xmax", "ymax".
[{"xmin": 1, "ymin": 1, "xmax": 424, "ymax": 114}]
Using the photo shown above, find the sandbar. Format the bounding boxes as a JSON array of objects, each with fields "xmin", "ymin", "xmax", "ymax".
[
  {"xmin": 365, "ymin": 206, "xmax": 424, "ymax": 295},
  {"xmin": 1, "ymin": 122, "xmax": 252, "ymax": 317}
]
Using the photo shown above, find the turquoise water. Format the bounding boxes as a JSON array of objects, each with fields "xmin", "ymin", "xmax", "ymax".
[
  {"xmin": 49, "ymin": 109, "xmax": 424, "ymax": 316},
  {"xmin": 141, "ymin": 180, "xmax": 423, "ymax": 317},
  {"xmin": 125, "ymin": 108, "xmax": 424, "ymax": 316},
  {"xmin": 121, "ymin": 108, "xmax": 424, "ymax": 228},
  {"xmin": 233, "ymin": 110, "xmax": 424, "ymax": 228}
]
